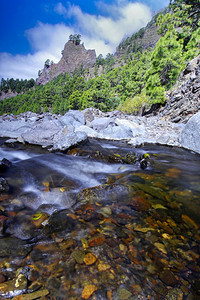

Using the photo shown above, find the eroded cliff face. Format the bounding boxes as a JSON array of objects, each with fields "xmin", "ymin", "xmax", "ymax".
[
  {"xmin": 161, "ymin": 55, "xmax": 200, "ymax": 123},
  {"xmin": 115, "ymin": 23, "xmax": 161, "ymax": 58},
  {"xmin": 36, "ymin": 41, "xmax": 96, "ymax": 85}
]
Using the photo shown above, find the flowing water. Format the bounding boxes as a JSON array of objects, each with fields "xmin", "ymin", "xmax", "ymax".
[{"xmin": 0, "ymin": 138, "xmax": 200, "ymax": 299}]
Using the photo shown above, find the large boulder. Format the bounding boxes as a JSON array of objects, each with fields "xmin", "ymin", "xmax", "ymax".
[
  {"xmin": 59, "ymin": 110, "xmax": 85, "ymax": 128},
  {"xmin": 115, "ymin": 118, "xmax": 138, "ymax": 130},
  {"xmin": 75, "ymin": 125, "xmax": 98, "ymax": 138},
  {"xmin": 98, "ymin": 125, "xmax": 133, "ymax": 140},
  {"xmin": 91, "ymin": 117, "xmax": 115, "ymax": 131},
  {"xmin": 50, "ymin": 131, "xmax": 88, "ymax": 152},
  {"xmin": 21, "ymin": 119, "xmax": 62, "ymax": 146},
  {"xmin": 180, "ymin": 111, "xmax": 200, "ymax": 154},
  {"xmin": 0, "ymin": 120, "xmax": 32, "ymax": 139}
]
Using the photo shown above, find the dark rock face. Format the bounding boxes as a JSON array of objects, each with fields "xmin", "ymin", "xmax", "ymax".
[
  {"xmin": 161, "ymin": 55, "xmax": 200, "ymax": 123},
  {"xmin": 37, "ymin": 41, "xmax": 96, "ymax": 85}
]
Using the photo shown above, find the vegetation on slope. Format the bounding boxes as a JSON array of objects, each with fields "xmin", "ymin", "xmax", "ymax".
[
  {"xmin": 0, "ymin": 78, "xmax": 35, "ymax": 95},
  {"xmin": 0, "ymin": 0, "xmax": 199, "ymax": 116}
]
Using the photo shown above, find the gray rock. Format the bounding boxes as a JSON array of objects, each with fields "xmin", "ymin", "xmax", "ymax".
[
  {"xmin": 21, "ymin": 120, "xmax": 61, "ymax": 146},
  {"xmin": 83, "ymin": 107, "xmax": 104, "ymax": 123},
  {"xmin": 75, "ymin": 125, "xmax": 98, "ymax": 138},
  {"xmin": 98, "ymin": 125, "xmax": 133, "ymax": 140},
  {"xmin": 0, "ymin": 120, "xmax": 32, "ymax": 138},
  {"xmin": 115, "ymin": 118, "xmax": 138, "ymax": 130},
  {"xmin": 156, "ymin": 134, "xmax": 170, "ymax": 145},
  {"xmin": 131, "ymin": 125, "xmax": 146, "ymax": 136},
  {"xmin": 180, "ymin": 111, "xmax": 200, "ymax": 154},
  {"xmin": 91, "ymin": 117, "xmax": 115, "ymax": 131},
  {"xmin": 192, "ymin": 83, "xmax": 200, "ymax": 93},
  {"xmin": 0, "ymin": 177, "xmax": 9, "ymax": 192},
  {"xmin": 29, "ymin": 116, "xmax": 39, "ymax": 122},
  {"xmin": 59, "ymin": 110, "xmax": 85, "ymax": 129},
  {"xmin": 64, "ymin": 110, "xmax": 85, "ymax": 125},
  {"xmin": 128, "ymin": 136, "xmax": 156, "ymax": 147},
  {"xmin": 51, "ymin": 131, "xmax": 87, "ymax": 151},
  {"xmin": 0, "ymin": 110, "xmax": 189, "ymax": 150},
  {"xmin": 52, "ymin": 125, "xmax": 75, "ymax": 144}
]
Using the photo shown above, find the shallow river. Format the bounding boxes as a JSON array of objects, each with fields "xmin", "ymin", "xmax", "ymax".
[{"xmin": 0, "ymin": 138, "xmax": 200, "ymax": 299}]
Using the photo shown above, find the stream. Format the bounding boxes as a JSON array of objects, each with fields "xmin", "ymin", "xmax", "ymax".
[{"xmin": 0, "ymin": 138, "xmax": 200, "ymax": 299}]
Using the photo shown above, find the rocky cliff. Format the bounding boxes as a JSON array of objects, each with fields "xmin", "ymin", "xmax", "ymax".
[
  {"xmin": 36, "ymin": 41, "xmax": 96, "ymax": 85},
  {"xmin": 160, "ymin": 55, "xmax": 200, "ymax": 123},
  {"xmin": 115, "ymin": 19, "xmax": 161, "ymax": 58},
  {"xmin": 0, "ymin": 90, "xmax": 19, "ymax": 100}
]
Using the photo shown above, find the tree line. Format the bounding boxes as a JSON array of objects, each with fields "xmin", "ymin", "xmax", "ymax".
[{"xmin": 0, "ymin": 78, "xmax": 35, "ymax": 95}]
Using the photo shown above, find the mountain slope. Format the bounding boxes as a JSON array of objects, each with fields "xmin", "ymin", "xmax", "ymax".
[{"xmin": 115, "ymin": 12, "xmax": 163, "ymax": 58}]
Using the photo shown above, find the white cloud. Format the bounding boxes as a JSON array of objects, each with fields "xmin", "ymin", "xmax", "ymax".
[
  {"xmin": 54, "ymin": 2, "xmax": 67, "ymax": 15},
  {"xmin": 0, "ymin": 1, "xmax": 152, "ymax": 79},
  {"xmin": 25, "ymin": 22, "xmax": 71, "ymax": 53},
  {"xmin": 0, "ymin": 23, "xmax": 74, "ymax": 79},
  {"xmin": 0, "ymin": 52, "xmax": 50, "ymax": 80},
  {"xmin": 66, "ymin": 2, "xmax": 151, "ymax": 46}
]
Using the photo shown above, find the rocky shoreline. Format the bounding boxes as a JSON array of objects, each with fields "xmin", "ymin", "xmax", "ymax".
[{"xmin": 0, "ymin": 108, "xmax": 199, "ymax": 154}]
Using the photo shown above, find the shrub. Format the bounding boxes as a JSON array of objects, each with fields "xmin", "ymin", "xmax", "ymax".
[{"xmin": 118, "ymin": 93, "xmax": 150, "ymax": 114}]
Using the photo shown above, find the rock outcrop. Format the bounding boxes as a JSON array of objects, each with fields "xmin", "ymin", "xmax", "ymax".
[
  {"xmin": 161, "ymin": 55, "xmax": 200, "ymax": 123},
  {"xmin": 36, "ymin": 41, "xmax": 96, "ymax": 85}
]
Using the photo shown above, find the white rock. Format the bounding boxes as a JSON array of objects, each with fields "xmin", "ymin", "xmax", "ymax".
[
  {"xmin": 75, "ymin": 125, "xmax": 98, "ymax": 138},
  {"xmin": 115, "ymin": 118, "xmax": 139, "ymax": 130}
]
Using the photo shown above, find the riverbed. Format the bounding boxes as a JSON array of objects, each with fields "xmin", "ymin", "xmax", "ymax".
[{"xmin": 0, "ymin": 138, "xmax": 200, "ymax": 299}]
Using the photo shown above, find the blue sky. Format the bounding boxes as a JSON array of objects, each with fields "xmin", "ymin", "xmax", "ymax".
[{"xmin": 0, "ymin": 0, "xmax": 169, "ymax": 79}]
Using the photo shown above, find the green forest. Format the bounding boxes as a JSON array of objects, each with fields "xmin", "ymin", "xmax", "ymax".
[{"xmin": 0, "ymin": 0, "xmax": 199, "ymax": 116}]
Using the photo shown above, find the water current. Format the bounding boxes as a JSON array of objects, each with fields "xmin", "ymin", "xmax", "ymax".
[{"xmin": 0, "ymin": 138, "xmax": 200, "ymax": 299}]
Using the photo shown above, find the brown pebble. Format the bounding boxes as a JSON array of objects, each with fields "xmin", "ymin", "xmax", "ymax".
[
  {"xmin": 159, "ymin": 270, "xmax": 178, "ymax": 287},
  {"xmin": 0, "ymin": 273, "xmax": 5, "ymax": 283}
]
